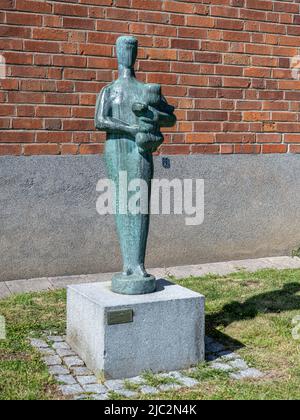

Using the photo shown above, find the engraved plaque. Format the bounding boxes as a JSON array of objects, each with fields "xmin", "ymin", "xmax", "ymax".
[{"xmin": 107, "ymin": 309, "xmax": 134, "ymax": 325}]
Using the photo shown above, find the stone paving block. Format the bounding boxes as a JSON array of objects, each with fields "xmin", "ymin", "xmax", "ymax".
[
  {"xmin": 49, "ymin": 365, "xmax": 70, "ymax": 376},
  {"xmin": 159, "ymin": 383, "xmax": 182, "ymax": 392},
  {"xmin": 177, "ymin": 375, "xmax": 199, "ymax": 388},
  {"xmin": 4, "ymin": 256, "xmax": 300, "ymax": 303},
  {"xmin": 266, "ymin": 256, "xmax": 300, "ymax": 269},
  {"xmin": 92, "ymin": 394, "xmax": 109, "ymax": 400},
  {"xmin": 117, "ymin": 390, "xmax": 138, "ymax": 398},
  {"xmin": 56, "ymin": 348, "xmax": 76, "ymax": 358},
  {"xmin": 126, "ymin": 376, "xmax": 145, "ymax": 385},
  {"xmin": 229, "ymin": 359, "xmax": 249, "ymax": 371},
  {"xmin": 53, "ymin": 342, "xmax": 70, "ymax": 350},
  {"xmin": 59, "ymin": 384, "xmax": 83, "ymax": 396},
  {"xmin": 49, "ymin": 273, "xmax": 113, "ymax": 290},
  {"xmin": 63, "ymin": 356, "xmax": 84, "ymax": 368},
  {"xmin": 140, "ymin": 386, "xmax": 160, "ymax": 395},
  {"xmin": 105, "ymin": 379, "xmax": 126, "ymax": 391},
  {"xmin": 43, "ymin": 356, "xmax": 62, "ymax": 366},
  {"xmin": 230, "ymin": 369, "xmax": 264, "ymax": 380},
  {"xmin": 55, "ymin": 375, "xmax": 77, "ymax": 385},
  {"xmin": 7, "ymin": 278, "xmax": 53, "ymax": 295},
  {"xmin": 211, "ymin": 362, "xmax": 234, "ymax": 372},
  {"xmin": 218, "ymin": 351, "xmax": 239, "ymax": 361},
  {"xmin": 48, "ymin": 336, "xmax": 64, "ymax": 342},
  {"xmin": 74, "ymin": 395, "xmax": 88, "ymax": 401},
  {"xmin": 82, "ymin": 384, "xmax": 107, "ymax": 394},
  {"xmin": 30, "ymin": 339, "xmax": 49, "ymax": 349},
  {"xmin": 71, "ymin": 367, "xmax": 93, "ymax": 376},
  {"xmin": 76, "ymin": 376, "xmax": 98, "ymax": 386},
  {"xmin": 30, "ymin": 330, "xmax": 266, "ymax": 400},
  {"xmin": 160, "ymin": 373, "xmax": 180, "ymax": 383},
  {"xmin": 39, "ymin": 348, "xmax": 56, "ymax": 356}
]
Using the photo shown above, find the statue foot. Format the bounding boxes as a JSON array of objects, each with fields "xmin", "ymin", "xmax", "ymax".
[
  {"xmin": 134, "ymin": 265, "xmax": 148, "ymax": 278},
  {"xmin": 123, "ymin": 267, "xmax": 133, "ymax": 276}
]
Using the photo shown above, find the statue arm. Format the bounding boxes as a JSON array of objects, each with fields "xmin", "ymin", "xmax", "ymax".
[{"xmin": 95, "ymin": 87, "xmax": 139, "ymax": 136}]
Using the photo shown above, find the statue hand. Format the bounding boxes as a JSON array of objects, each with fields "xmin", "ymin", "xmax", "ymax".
[
  {"xmin": 128, "ymin": 124, "xmax": 140, "ymax": 136},
  {"xmin": 138, "ymin": 117, "xmax": 157, "ymax": 133}
]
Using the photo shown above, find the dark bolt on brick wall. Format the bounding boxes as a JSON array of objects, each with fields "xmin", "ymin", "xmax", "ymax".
[{"xmin": 1, "ymin": 0, "xmax": 300, "ymax": 156}]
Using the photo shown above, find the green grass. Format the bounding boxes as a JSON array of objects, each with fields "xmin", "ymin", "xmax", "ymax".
[
  {"xmin": 142, "ymin": 371, "xmax": 180, "ymax": 387},
  {"xmin": 0, "ymin": 290, "xmax": 66, "ymax": 400},
  {"xmin": 0, "ymin": 269, "xmax": 300, "ymax": 400}
]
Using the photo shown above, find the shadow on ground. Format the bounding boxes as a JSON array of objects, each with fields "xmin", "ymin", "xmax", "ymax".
[{"xmin": 205, "ymin": 282, "xmax": 300, "ymax": 358}]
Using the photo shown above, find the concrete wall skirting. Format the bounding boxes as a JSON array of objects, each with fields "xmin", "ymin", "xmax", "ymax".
[{"xmin": 0, "ymin": 154, "xmax": 299, "ymax": 282}]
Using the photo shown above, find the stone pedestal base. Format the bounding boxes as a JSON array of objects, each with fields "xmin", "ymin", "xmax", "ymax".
[
  {"xmin": 112, "ymin": 272, "xmax": 156, "ymax": 295},
  {"xmin": 67, "ymin": 280, "xmax": 205, "ymax": 379}
]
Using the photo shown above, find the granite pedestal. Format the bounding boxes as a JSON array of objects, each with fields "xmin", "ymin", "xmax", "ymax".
[{"xmin": 67, "ymin": 279, "xmax": 205, "ymax": 379}]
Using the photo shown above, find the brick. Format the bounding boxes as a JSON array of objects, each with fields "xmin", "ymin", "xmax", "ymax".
[
  {"xmin": 163, "ymin": 1, "xmax": 194, "ymax": 14},
  {"xmin": 145, "ymin": 49, "xmax": 177, "ymax": 60},
  {"xmin": 257, "ymin": 134, "xmax": 281, "ymax": 143},
  {"xmin": 171, "ymin": 39, "xmax": 199, "ymax": 51},
  {"xmin": 32, "ymin": 28, "xmax": 68, "ymax": 42},
  {"xmin": 36, "ymin": 132, "xmax": 72, "ymax": 143},
  {"xmin": 215, "ymin": 19, "xmax": 244, "ymax": 31},
  {"xmin": 186, "ymin": 133, "xmax": 215, "ymax": 144},
  {"xmin": 16, "ymin": 0, "xmax": 52, "ymax": 13},
  {"xmin": 24, "ymin": 41, "xmax": 60, "ymax": 54},
  {"xmin": 191, "ymin": 145, "xmax": 220, "ymax": 154},
  {"xmin": 262, "ymin": 144, "xmax": 287, "ymax": 154},
  {"xmin": 4, "ymin": 52, "xmax": 32, "ymax": 65},
  {"xmin": 216, "ymin": 134, "xmax": 254, "ymax": 143},
  {"xmin": 285, "ymin": 135, "xmax": 300, "ymax": 144},
  {"xmin": 220, "ymin": 144, "xmax": 234, "ymax": 154},
  {"xmin": 290, "ymin": 145, "xmax": 300, "ymax": 154},
  {"xmin": 187, "ymin": 16, "xmax": 214, "ymax": 28},
  {"xmin": 64, "ymin": 17, "xmax": 95, "ymax": 30},
  {"xmin": 53, "ymin": 56, "xmax": 87, "ymax": 68},
  {"xmin": 36, "ymin": 107, "xmax": 71, "ymax": 118},
  {"xmin": 79, "ymin": 144, "xmax": 104, "ymax": 154},
  {"xmin": 0, "ymin": 0, "xmax": 14, "ymax": 9},
  {"xmin": 0, "ymin": 132, "xmax": 33, "ymax": 143},
  {"xmin": 0, "ymin": 0, "xmax": 297, "ymax": 156},
  {"xmin": 246, "ymin": 0, "xmax": 273, "ymax": 10},
  {"xmin": 12, "ymin": 118, "xmax": 42, "ymax": 130},
  {"xmin": 131, "ymin": 0, "xmax": 162, "ymax": 11},
  {"xmin": 0, "ymin": 144, "xmax": 21, "ymax": 155},
  {"xmin": 244, "ymin": 112, "xmax": 270, "ymax": 122},
  {"xmin": 53, "ymin": 3, "xmax": 88, "ymax": 17},
  {"xmin": 24, "ymin": 144, "xmax": 61, "ymax": 156},
  {"xmin": 159, "ymin": 145, "xmax": 190, "ymax": 155},
  {"xmin": 234, "ymin": 144, "xmax": 261, "ymax": 154},
  {"xmin": 6, "ymin": 12, "xmax": 42, "ymax": 26},
  {"xmin": 61, "ymin": 144, "xmax": 79, "ymax": 155}
]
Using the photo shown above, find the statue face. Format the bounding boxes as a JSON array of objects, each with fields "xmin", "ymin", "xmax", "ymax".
[{"xmin": 116, "ymin": 36, "xmax": 138, "ymax": 68}]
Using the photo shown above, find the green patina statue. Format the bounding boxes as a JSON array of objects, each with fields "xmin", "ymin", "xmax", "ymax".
[{"xmin": 95, "ymin": 36, "xmax": 176, "ymax": 295}]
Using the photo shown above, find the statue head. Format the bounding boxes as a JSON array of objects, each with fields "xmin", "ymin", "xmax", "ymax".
[{"xmin": 116, "ymin": 36, "xmax": 138, "ymax": 69}]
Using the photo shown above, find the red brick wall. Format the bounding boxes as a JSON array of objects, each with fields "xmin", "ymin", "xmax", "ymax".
[{"xmin": 1, "ymin": 0, "xmax": 300, "ymax": 156}]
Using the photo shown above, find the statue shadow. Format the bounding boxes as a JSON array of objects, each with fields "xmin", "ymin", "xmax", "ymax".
[{"xmin": 206, "ymin": 282, "xmax": 300, "ymax": 358}]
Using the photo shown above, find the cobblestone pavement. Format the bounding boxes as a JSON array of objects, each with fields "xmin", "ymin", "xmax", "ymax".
[
  {"xmin": 1, "ymin": 256, "xmax": 300, "ymax": 299},
  {"xmin": 30, "ymin": 332, "xmax": 264, "ymax": 400}
]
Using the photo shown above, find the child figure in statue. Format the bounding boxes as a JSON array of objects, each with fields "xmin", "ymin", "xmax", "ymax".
[
  {"xmin": 95, "ymin": 36, "xmax": 176, "ymax": 295},
  {"xmin": 133, "ymin": 84, "xmax": 167, "ymax": 154}
]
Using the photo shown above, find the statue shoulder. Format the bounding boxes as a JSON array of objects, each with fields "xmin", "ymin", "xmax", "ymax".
[{"xmin": 99, "ymin": 83, "xmax": 113, "ymax": 97}]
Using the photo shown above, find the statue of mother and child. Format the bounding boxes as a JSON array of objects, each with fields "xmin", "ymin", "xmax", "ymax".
[{"xmin": 95, "ymin": 36, "xmax": 176, "ymax": 295}]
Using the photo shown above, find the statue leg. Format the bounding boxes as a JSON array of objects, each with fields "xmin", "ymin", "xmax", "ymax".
[{"xmin": 105, "ymin": 137, "xmax": 155, "ymax": 295}]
